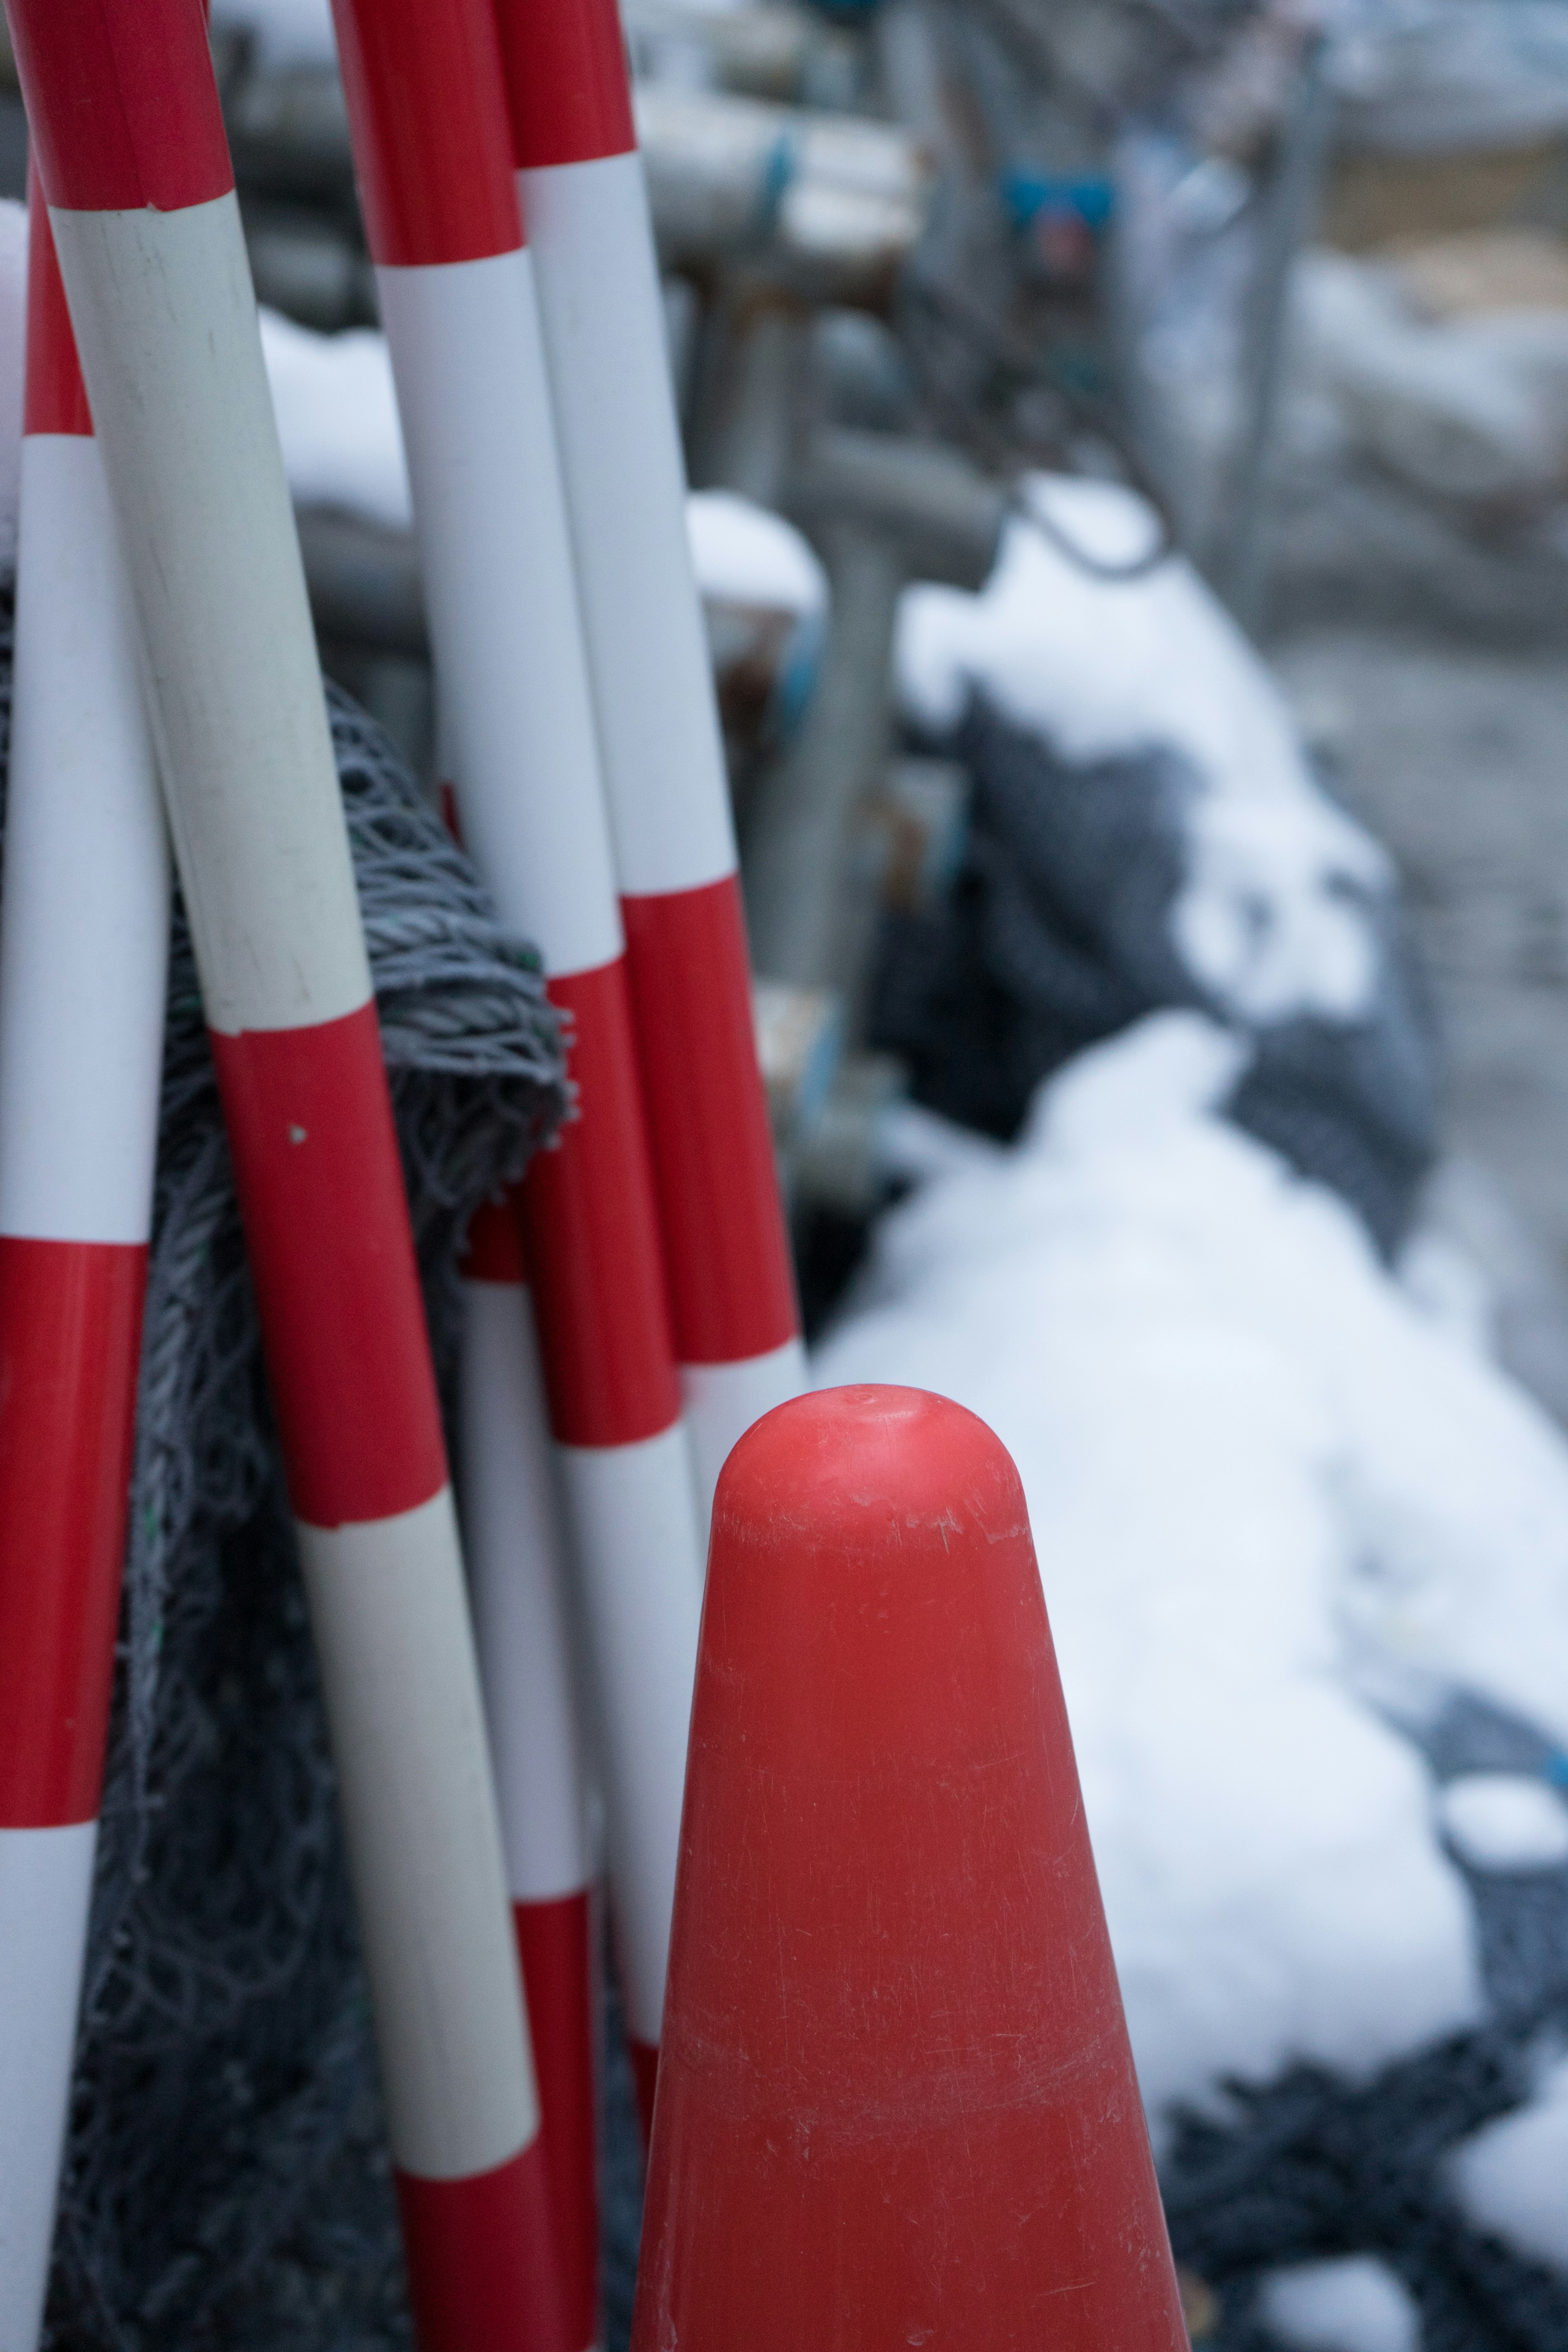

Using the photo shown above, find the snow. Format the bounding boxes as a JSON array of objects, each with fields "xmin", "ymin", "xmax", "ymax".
[
  {"xmin": 258, "ymin": 309, "xmax": 412, "ymax": 531},
  {"xmin": 1437, "ymin": 1772, "xmax": 1568, "ymax": 1872},
  {"xmin": 817, "ymin": 1011, "xmax": 1568, "ymax": 2154},
  {"xmin": 894, "ymin": 474, "xmax": 1392, "ymax": 1025},
  {"xmin": 685, "ymin": 488, "xmax": 826, "ymax": 617},
  {"xmin": 1450, "ymin": 2055, "xmax": 1568, "ymax": 2273},
  {"xmin": 1258, "ymin": 2257, "xmax": 1421, "ymax": 2352}
]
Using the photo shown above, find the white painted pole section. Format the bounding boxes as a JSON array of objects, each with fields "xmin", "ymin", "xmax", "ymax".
[
  {"xmin": 299, "ymin": 1493, "xmax": 538, "ymax": 2182},
  {"xmin": 555, "ymin": 1428, "xmax": 699, "ymax": 2049},
  {"xmin": 0, "ymin": 1825, "xmax": 96, "ymax": 2352},
  {"xmin": 458, "ymin": 1263, "xmax": 604, "ymax": 2352},
  {"xmin": 374, "ymin": 253, "xmax": 619, "ymax": 981},
  {"xmin": 49, "ymin": 194, "xmax": 368, "ymax": 1039},
  {"xmin": 515, "ymin": 143, "xmax": 807, "ymax": 1514},
  {"xmin": 517, "ymin": 152, "xmax": 734, "ymax": 899},
  {"xmin": 459, "ymin": 1279, "xmax": 590, "ymax": 1907},
  {"xmin": 0, "ymin": 438, "xmax": 167, "ymax": 1241}
]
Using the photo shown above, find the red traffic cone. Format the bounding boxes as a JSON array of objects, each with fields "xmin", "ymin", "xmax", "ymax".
[{"xmin": 632, "ymin": 1385, "xmax": 1187, "ymax": 2351}]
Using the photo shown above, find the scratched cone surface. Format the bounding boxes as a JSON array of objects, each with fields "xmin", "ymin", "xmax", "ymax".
[{"xmin": 632, "ymin": 1385, "xmax": 1186, "ymax": 2349}]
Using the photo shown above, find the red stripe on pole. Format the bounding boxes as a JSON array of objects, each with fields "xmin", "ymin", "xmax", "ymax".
[
  {"xmin": 24, "ymin": 169, "xmax": 91, "ymax": 439},
  {"xmin": 7, "ymin": 0, "xmax": 234, "ymax": 216},
  {"xmin": 396, "ymin": 2137, "xmax": 569, "ymax": 2352},
  {"xmin": 462, "ymin": 1194, "xmax": 528, "ymax": 1287},
  {"xmin": 520, "ymin": 960, "xmax": 681, "ymax": 1450},
  {"xmin": 514, "ymin": 1895, "xmax": 598, "ymax": 2352},
  {"xmin": 330, "ymin": 0, "xmax": 522, "ymax": 267},
  {"xmin": 492, "ymin": 0, "xmax": 636, "ymax": 172},
  {"xmin": 0, "ymin": 1237, "xmax": 146, "ymax": 1828},
  {"xmin": 622, "ymin": 878, "xmax": 799, "ymax": 1366},
  {"xmin": 210, "ymin": 1007, "xmax": 448, "ymax": 1529}
]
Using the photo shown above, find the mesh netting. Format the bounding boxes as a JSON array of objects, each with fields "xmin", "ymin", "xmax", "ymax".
[
  {"xmin": 870, "ymin": 694, "xmax": 1441, "ymax": 1258},
  {"xmin": 0, "ymin": 610, "xmax": 568, "ymax": 2349}
]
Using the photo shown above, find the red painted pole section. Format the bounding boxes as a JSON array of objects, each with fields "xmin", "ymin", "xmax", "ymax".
[
  {"xmin": 7, "ymin": 12, "xmax": 565, "ymax": 2349},
  {"xmin": 492, "ymin": 0, "xmax": 806, "ymax": 1522},
  {"xmin": 460, "ymin": 1202, "xmax": 600, "ymax": 2352},
  {"xmin": 0, "ymin": 180, "xmax": 168, "ymax": 2352},
  {"xmin": 328, "ymin": 0, "xmax": 705, "ymax": 2129},
  {"xmin": 633, "ymin": 1387, "xmax": 1189, "ymax": 2351}
]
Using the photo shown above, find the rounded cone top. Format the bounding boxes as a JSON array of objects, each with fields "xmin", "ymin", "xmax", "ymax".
[{"xmin": 633, "ymin": 1386, "xmax": 1185, "ymax": 2352}]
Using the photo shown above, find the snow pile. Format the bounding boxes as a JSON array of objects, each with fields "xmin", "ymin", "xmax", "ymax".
[
  {"xmin": 1259, "ymin": 2256, "xmax": 1421, "ymax": 2352},
  {"xmin": 895, "ymin": 475, "xmax": 1391, "ymax": 1029},
  {"xmin": 685, "ymin": 487, "xmax": 826, "ymax": 619},
  {"xmin": 1438, "ymin": 1772, "xmax": 1568, "ymax": 1872},
  {"xmin": 814, "ymin": 1011, "xmax": 1568, "ymax": 2330}
]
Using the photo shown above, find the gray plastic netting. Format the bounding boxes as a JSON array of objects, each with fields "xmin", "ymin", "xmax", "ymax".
[
  {"xmin": 0, "ymin": 612, "xmax": 569, "ymax": 2350},
  {"xmin": 869, "ymin": 696, "xmax": 1441, "ymax": 1259}
]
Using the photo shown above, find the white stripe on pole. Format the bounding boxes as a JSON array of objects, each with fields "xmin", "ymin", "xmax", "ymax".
[
  {"xmin": 517, "ymin": 152, "xmax": 734, "ymax": 900},
  {"xmin": 459, "ymin": 1257, "xmax": 602, "ymax": 2352},
  {"xmin": 299, "ymin": 1491, "xmax": 538, "ymax": 2183},
  {"xmin": 329, "ymin": 0, "xmax": 706, "ymax": 2138},
  {"xmin": 0, "ymin": 1824, "xmax": 96, "ymax": 2352},
  {"xmin": 49, "ymin": 196, "xmax": 368, "ymax": 1038},
  {"xmin": 459, "ymin": 1277, "xmax": 590, "ymax": 1907},
  {"xmin": 375, "ymin": 254, "xmax": 619, "ymax": 981},
  {"xmin": 556, "ymin": 1427, "xmax": 700, "ymax": 2050},
  {"xmin": 680, "ymin": 1335, "xmax": 809, "ymax": 1519},
  {"xmin": 0, "ymin": 437, "xmax": 167, "ymax": 1243}
]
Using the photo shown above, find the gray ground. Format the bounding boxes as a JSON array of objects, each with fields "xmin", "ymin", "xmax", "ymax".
[{"xmin": 1263, "ymin": 477, "xmax": 1568, "ymax": 1423}]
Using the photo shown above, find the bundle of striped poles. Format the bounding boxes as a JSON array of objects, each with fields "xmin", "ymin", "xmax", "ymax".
[
  {"xmin": 492, "ymin": 0, "xmax": 808, "ymax": 1519},
  {"xmin": 329, "ymin": 0, "xmax": 804, "ymax": 2173},
  {"xmin": 0, "ymin": 178, "xmax": 169, "ymax": 2352},
  {"xmin": 0, "ymin": 0, "xmax": 802, "ymax": 2347},
  {"xmin": 4, "ymin": 5, "xmax": 557, "ymax": 2348}
]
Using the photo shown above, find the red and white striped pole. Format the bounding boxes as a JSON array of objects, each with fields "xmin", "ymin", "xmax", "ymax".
[
  {"xmin": 460, "ymin": 1202, "xmax": 599, "ymax": 2352},
  {"xmin": 7, "ymin": 13, "xmax": 566, "ymax": 2348},
  {"xmin": 492, "ymin": 0, "xmax": 807, "ymax": 1521},
  {"xmin": 328, "ymin": 0, "xmax": 706, "ymax": 2132},
  {"xmin": 0, "ymin": 180, "xmax": 168, "ymax": 2352}
]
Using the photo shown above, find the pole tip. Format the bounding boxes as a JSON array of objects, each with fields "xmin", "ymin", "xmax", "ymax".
[{"xmin": 637, "ymin": 1383, "xmax": 1187, "ymax": 2351}]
